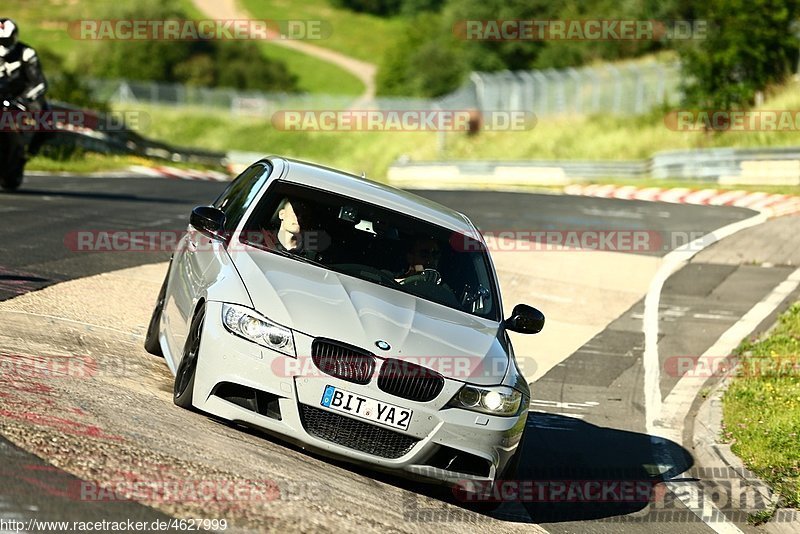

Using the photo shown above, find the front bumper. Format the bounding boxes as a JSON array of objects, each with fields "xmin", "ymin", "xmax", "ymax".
[{"xmin": 190, "ymin": 301, "xmax": 527, "ymax": 486}]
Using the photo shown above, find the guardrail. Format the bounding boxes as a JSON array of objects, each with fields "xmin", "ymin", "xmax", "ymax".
[
  {"xmin": 45, "ymin": 101, "xmax": 226, "ymax": 168},
  {"xmin": 387, "ymin": 147, "xmax": 800, "ymax": 188}
]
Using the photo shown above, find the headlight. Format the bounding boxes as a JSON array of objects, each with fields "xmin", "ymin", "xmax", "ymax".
[
  {"xmin": 221, "ymin": 303, "xmax": 295, "ymax": 357},
  {"xmin": 447, "ymin": 385, "xmax": 523, "ymax": 416}
]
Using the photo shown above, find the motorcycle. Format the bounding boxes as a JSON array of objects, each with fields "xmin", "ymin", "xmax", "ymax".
[{"xmin": 0, "ymin": 84, "xmax": 32, "ymax": 192}]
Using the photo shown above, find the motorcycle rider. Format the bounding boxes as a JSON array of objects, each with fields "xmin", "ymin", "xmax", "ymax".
[{"xmin": 0, "ymin": 18, "xmax": 50, "ymax": 156}]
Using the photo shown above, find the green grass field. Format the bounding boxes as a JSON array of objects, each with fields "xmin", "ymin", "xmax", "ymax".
[
  {"xmin": 107, "ymin": 80, "xmax": 800, "ymax": 182},
  {"xmin": 257, "ymin": 41, "xmax": 364, "ymax": 95},
  {"xmin": 25, "ymin": 153, "xmax": 223, "ymax": 173},
  {"xmin": 183, "ymin": 0, "xmax": 365, "ymax": 94},
  {"xmin": 722, "ymin": 302, "xmax": 800, "ymax": 518},
  {"xmin": 6, "ymin": 0, "xmax": 111, "ymax": 69},
  {"xmin": 240, "ymin": 0, "xmax": 402, "ymax": 63},
  {"xmin": 6, "ymin": 0, "xmax": 364, "ymax": 95}
]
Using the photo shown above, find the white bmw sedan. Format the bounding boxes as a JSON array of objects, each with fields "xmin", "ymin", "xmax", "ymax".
[{"xmin": 145, "ymin": 157, "xmax": 544, "ymax": 492}]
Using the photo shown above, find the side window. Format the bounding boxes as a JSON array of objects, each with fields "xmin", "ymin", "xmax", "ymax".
[{"xmin": 213, "ymin": 163, "xmax": 272, "ymax": 233}]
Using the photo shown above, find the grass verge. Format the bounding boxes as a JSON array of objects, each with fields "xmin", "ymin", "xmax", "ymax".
[
  {"xmin": 25, "ymin": 153, "xmax": 219, "ymax": 174},
  {"xmin": 26, "ymin": 153, "xmax": 142, "ymax": 173},
  {"xmin": 257, "ymin": 42, "xmax": 364, "ymax": 95},
  {"xmin": 240, "ymin": 0, "xmax": 401, "ymax": 63},
  {"xmin": 117, "ymin": 78, "xmax": 800, "ymax": 183},
  {"xmin": 722, "ymin": 302, "xmax": 800, "ymax": 517},
  {"xmin": 8, "ymin": 0, "xmax": 363, "ymax": 96}
]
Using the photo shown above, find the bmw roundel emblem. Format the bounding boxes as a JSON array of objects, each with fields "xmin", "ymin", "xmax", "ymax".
[{"xmin": 375, "ymin": 340, "xmax": 391, "ymax": 351}]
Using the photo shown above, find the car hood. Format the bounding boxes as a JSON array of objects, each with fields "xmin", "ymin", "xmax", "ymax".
[{"xmin": 231, "ymin": 248, "xmax": 508, "ymax": 385}]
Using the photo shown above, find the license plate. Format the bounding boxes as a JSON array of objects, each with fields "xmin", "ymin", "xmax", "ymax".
[{"xmin": 320, "ymin": 385, "xmax": 412, "ymax": 431}]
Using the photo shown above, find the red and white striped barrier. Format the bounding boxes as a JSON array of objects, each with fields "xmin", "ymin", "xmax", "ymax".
[
  {"xmin": 129, "ymin": 165, "xmax": 231, "ymax": 182},
  {"xmin": 564, "ymin": 184, "xmax": 800, "ymax": 217}
]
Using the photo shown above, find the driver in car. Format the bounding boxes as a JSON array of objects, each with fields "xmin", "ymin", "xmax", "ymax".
[
  {"xmin": 395, "ymin": 236, "xmax": 460, "ymax": 307},
  {"xmin": 396, "ymin": 237, "xmax": 442, "ymax": 281},
  {"xmin": 275, "ymin": 198, "xmax": 303, "ymax": 252},
  {"xmin": 271, "ymin": 198, "xmax": 328, "ymax": 261}
]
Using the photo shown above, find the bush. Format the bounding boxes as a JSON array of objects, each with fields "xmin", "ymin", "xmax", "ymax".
[
  {"xmin": 330, "ymin": 0, "xmax": 446, "ymax": 16},
  {"xmin": 679, "ymin": 0, "xmax": 800, "ymax": 109},
  {"xmin": 329, "ymin": 0, "xmax": 402, "ymax": 15},
  {"xmin": 376, "ymin": 13, "xmax": 466, "ymax": 97},
  {"xmin": 89, "ymin": 0, "xmax": 298, "ymax": 92},
  {"xmin": 37, "ymin": 47, "xmax": 110, "ymax": 112},
  {"xmin": 214, "ymin": 42, "xmax": 297, "ymax": 92},
  {"xmin": 376, "ymin": 0, "xmax": 693, "ymax": 97}
]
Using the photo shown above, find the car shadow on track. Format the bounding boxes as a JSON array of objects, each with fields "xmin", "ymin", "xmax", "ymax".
[
  {"xmin": 488, "ymin": 412, "xmax": 694, "ymax": 523},
  {"xmin": 220, "ymin": 411, "xmax": 692, "ymax": 525},
  {"xmin": 399, "ymin": 412, "xmax": 695, "ymax": 524}
]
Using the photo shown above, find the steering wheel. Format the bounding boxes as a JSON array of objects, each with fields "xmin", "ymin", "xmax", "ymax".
[
  {"xmin": 398, "ymin": 268, "xmax": 442, "ymax": 286},
  {"xmin": 338, "ymin": 264, "xmax": 402, "ymax": 288}
]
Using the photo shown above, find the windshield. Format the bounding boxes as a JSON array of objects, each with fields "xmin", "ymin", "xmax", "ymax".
[{"xmin": 239, "ymin": 181, "xmax": 500, "ymax": 321}]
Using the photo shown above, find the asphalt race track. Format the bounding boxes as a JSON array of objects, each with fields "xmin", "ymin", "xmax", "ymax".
[{"xmin": 0, "ymin": 175, "xmax": 796, "ymax": 533}]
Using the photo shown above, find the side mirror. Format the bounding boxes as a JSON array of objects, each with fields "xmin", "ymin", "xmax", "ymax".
[
  {"xmin": 190, "ymin": 206, "xmax": 226, "ymax": 239},
  {"xmin": 505, "ymin": 304, "xmax": 545, "ymax": 334}
]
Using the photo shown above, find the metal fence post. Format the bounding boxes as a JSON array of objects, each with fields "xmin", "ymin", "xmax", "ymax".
[
  {"xmin": 532, "ymin": 71, "xmax": 548, "ymax": 117},
  {"xmin": 632, "ymin": 65, "xmax": 646, "ymax": 114},
  {"xmin": 566, "ymin": 67, "xmax": 582, "ymax": 115},
  {"xmin": 518, "ymin": 71, "xmax": 534, "ymax": 112},
  {"xmin": 544, "ymin": 69, "xmax": 565, "ymax": 115},
  {"xmin": 605, "ymin": 65, "xmax": 623, "ymax": 114}
]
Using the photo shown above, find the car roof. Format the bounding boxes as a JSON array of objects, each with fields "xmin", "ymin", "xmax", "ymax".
[{"xmin": 266, "ymin": 157, "xmax": 476, "ymax": 234}]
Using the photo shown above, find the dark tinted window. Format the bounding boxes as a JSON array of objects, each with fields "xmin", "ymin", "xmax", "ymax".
[
  {"xmin": 240, "ymin": 181, "xmax": 500, "ymax": 321},
  {"xmin": 213, "ymin": 163, "xmax": 272, "ymax": 232}
]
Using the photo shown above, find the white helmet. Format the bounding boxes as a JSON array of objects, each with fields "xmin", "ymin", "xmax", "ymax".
[{"xmin": 0, "ymin": 19, "xmax": 19, "ymax": 58}]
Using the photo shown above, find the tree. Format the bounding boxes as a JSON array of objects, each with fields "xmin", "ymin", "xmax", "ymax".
[
  {"xmin": 679, "ymin": 0, "xmax": 800, "ymax": 109},
  {"xmin": 376, "ymin": 13, "xmax": 466, "ymax": 97},
  {"xmin": 37, "ymin": 47, "xmax": 110, "ymax": 111},
  {"xmin": 89, "ymin": 0, "xmax": 298, "ymax": 92}
]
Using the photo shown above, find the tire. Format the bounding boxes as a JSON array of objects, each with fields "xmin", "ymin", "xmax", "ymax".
[
  {"xmin": 144, "ymin": 267, "xmax": 169, "ymax": 356},
  {"xmin": 459, "ymin": 426, "xmax": 527, "ymax": 513},
  {"xmin": 173, "ymin": 305, "xmax": 204, "ymax": 409},
  {"xmin": 0, "ymin": 141, "xmax": 25, "ymax": 192}
]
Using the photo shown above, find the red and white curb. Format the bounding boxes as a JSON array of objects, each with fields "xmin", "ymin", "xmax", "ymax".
[
  {"xmin": 129, "ymin": 165, "xmax": 231, "ymax": 182},
  {"xmin": 564, "ymin": 184, "xmax": 800, "ymax": 217}
]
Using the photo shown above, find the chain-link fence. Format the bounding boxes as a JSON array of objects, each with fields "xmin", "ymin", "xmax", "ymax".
[
  {"xmin": 88, "ymin": 61, "xmax": 682, "ymax": 117},
  {"xmin": 87, "ymin": 79, "xmax": 463, "ymax": 115},
  {"xmin": 469, "ymin": 61, "xmax": 682, "ymax": 116}
]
